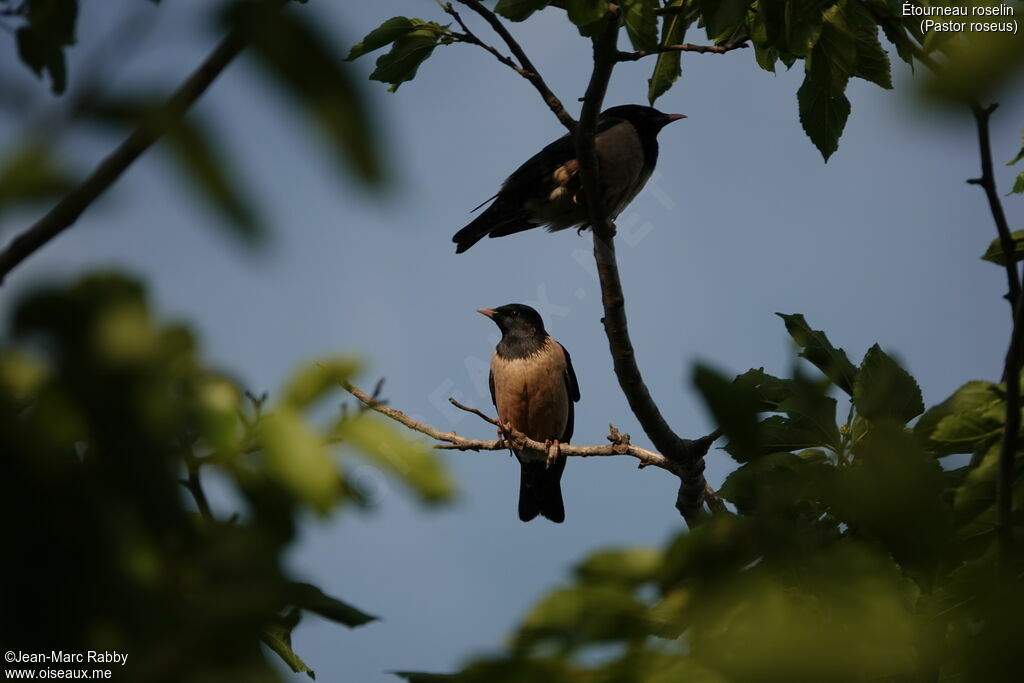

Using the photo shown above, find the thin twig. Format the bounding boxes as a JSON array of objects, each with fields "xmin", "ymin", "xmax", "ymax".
[
  {"xmin": 444, "ymin": 4, "xmax": 529, "ymax": 77},
  {"xmin": 181, "ymin": 458, "xmax": 214, "ymax": 521},
  {"xmin": 345, "ymin": 382, "xmax": 724, "ymax": 509},
  {"xmin": 454, "ymin": 0, "xmax": 575, "ymax": 131},
  {"xmin": 968, "ymin": 103, "xmax": 1022, "ymax": 563},
  {"xmin": 615, "ymin": 42, "xmax": 748, "ymax": 61},
  {"xmin": 0, "ymin": 0, "xmax": 291, "ymax": 285}
]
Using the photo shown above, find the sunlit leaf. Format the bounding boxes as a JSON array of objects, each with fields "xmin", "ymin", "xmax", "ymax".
[
  {"xmin": 981, "ymin": 229, "xmax": 1024, "ymax": 265},
  {"xmin": 916, "ymin": 380, "xmax": 1002, "ymax": 455},
  {"xmin": 261, "ymin": 609, "xmax": 315, "ymax": 679},
  {"xmin": 513, "ymin": 585, "xmax": 649, "ymax": 651},
  {"xmin": 281, "ymin": 358, "xmax": 359, "ymax": 409},
  {"xmin": 287, "ymin": 582, "xmax": 377, "ymax": 627},
  {"xmin": 336, "ymin": 415, "xmax": 454, "ymax": 504},
  {"xmin": 260, "ymin": 408, "xmax": 342, "ymax": 514},
  {"xmin": 369, "ymin": 27, "xmax": 445, "ymax": 93},
  {"xmin": 575, "ymin": 547, "xmax": 662, "ymax": 586}
]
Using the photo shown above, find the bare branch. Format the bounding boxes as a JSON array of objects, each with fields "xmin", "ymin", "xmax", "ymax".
[
  {"xmin": 454, "ymin": 0, "xmax": 575, "ymax": 131},
  {"xmin": 968, "ymin": 103, "xmax": 1023, "ymax": 564},
  {"xmin": 344, "ymin": 382, "xmax": 724, "ymax": 511},
  {"xmin": 0, "ymin": 0, "xmax": 292, "ymax": 286},
  {"xmin": 616, "ymin": 42, "xmax": 748, "ymax": 61},
  {"xmin": 443, "ymin": 3, "xmax": 530, "ymax": 78}
]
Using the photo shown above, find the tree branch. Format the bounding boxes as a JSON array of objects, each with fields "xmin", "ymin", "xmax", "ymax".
[
  {"xmin": 0, "ymin": 0, "xmax": 291, "ymax": 286},
  {"xmin": 343, "ymin": 383, "xmax": 725, "ymax": 514},
  {"xmin": 968, "ymin": 103, "xmax": 1022, "ymax": 563},
  {"xmin": 453, "ymin": 0, "xmax": 575, "ymax": 131},
  {"xmin": 615, "ymin": 42, "xmax": 748, "ymax": 61},
  {"xmin": 567, "ymin": 9, "xmax": 714, "ymax": 525}
]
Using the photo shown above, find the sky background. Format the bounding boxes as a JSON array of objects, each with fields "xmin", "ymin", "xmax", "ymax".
[{"xmin": 2, "ymin": 1, "xmax": 1023, "ymax": 680}]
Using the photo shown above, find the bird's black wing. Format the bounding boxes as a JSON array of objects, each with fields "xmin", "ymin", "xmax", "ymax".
[
  {"xmin": 488, "ymin": 368, "xmax": 496, "ymax": 409},
  {"xmin": 561, "ymin": 344, "xmax": 580, "ymax": 443}
]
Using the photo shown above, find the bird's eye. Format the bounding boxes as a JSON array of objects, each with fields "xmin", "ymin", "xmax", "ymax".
[{"xmin": 511, "ymin": 310, "xmax": 519, "ymax": 317}]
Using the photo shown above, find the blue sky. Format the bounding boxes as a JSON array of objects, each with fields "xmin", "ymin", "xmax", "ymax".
[{"xmin": 2, "ymin": 1, "xmax": 1022, "ymax": 680}]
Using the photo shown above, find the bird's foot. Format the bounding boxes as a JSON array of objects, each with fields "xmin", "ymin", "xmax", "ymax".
[
  {"xmin": 544, "ymin": 439, "xmax": 561, "ymax": 469},
  {"xmin": 576, "ymin": 224, "xmax": 590, "ymax": 236},
  {"xmin": 498, "ymin": 423, "xmax": 514, "ymax": 448}
]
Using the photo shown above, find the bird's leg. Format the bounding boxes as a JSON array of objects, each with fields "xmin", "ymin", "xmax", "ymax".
[
  {"xmin": 576, "ymin": 223, "xmax": 590, "ymax": 236},
  {"xmin": 499, "ymin": 422, "xmax": 516, "ymax": 457},
  {"xmin": 544, "ymin": 439, "xmax": 562, "ymax": 469}
]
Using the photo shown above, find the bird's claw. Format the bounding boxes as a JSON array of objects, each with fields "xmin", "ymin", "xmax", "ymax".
[{"xmin": 544, "ymin": 439, "xmax": 561, "ymax": 469}]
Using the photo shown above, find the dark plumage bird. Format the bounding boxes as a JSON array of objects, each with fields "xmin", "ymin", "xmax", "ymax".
[
  {"xmin": 453, "ymin": 105, "xmax": 685, "ymax": 253},
  {"xmin": 479, "ymin": 304, "xmax": 580, "ymax": 523}
]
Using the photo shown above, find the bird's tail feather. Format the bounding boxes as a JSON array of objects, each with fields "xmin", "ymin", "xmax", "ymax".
[
  {"xmin": 518, "ymin": 459, "xmax": 565, "ymax": 523},
  {"xmin": 452, "ymin": 206, "xmax": 536, "ymax": 253}
]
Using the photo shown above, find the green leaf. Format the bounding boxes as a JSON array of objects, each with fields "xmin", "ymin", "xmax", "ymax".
[
  {"xmin": 831, "ymin": 423, "xmax": 950, "ymax": 569},
  {"xmin": 346, "ymin": 16, "xmax": 417, "ymax": 60},
  {"xmin": 853, "ymin": 344, "xmax": 924, "ymax": 425},
  {"xmin": 391, "ymin": 674, "xmax": 458, "ymax": 683},
  {"xmin": 1011, "ymin": 171, "xmax": 1024, "ymax": 196},
  {"xmin": 648, "ymin": 0, "xmax": 687, "ymax": 104},
  {"xmin": 719, "ymin": 451, "xmax": 835, "ymax": 515},
  {"xmin": 0, "ymin": 143, "xmax": 76, "ymax": 211},
  {"xmin": 1007, "ymin": 129, "xmax": 1024, "ymax": 166},
  {"xmin": 732, "ymin": 368, "xmax": 795, "ymax": 412},
  {"xmin": 846, "ymin": 0, "xmax": 892, "ymax": 89},
  {"xmin": 693, "ymin": 364, "xmax": 760, "ymax": 462},
  {"xmin": 621, "ymin": 0, "xmax": 659, "ymax": 51},
  {"xmin": 495, "ymin": 0, "xmax": 551, "ymax": 22},
  {"xmin": 915, "ymin": 380, "xmax": 1002, "ymax": 455},
  {"xmin": 227, "ymin": 2, "xmax": 384, "ymax": 183},
  {"xmin": 798, "ymin": 57, "xmax": 851, "ymax": 160},
  {"xmin": 286, "ymin": 582, "xmax": 377, "ymax": 627},
  {"xmin": 776, "ymin": 313, "xmax": 858, "ymax": 394},
  {"xmin": 281, "ymin": 358, "xmax": 359, "ymax": 409},
  {"xmin": 260, "ymin": 408, "xmax": 342, "ymax": 514},
  {"xmin": 163, "ymin": 117, "xmax": 261, "ymax": 240},
  {"xmin": 775, "ymin": 375, "xmax": 842, "ymax": 453},
  {"xmin": 336, "ymin": 415, "xmax": 454, "ymax": 503},
  {"xmin": 575, "ymin": 547, "xmax": 662, "ymax": 585},
  {"xmin": 369, "ymin": 28, "xmax": 443, "ymax": 92},
  {"xmin": 930, "ymin": 400, "xmax": 1004, "ymax": 449},
  {"xmin": 261, "ymin": 609, "xmax": 315, "ymax": 679},
  {"xmin": 15, "ymin": 0, "xmax": 78, "ymax": 94},
  {"xmin": 566, "ymin": 0, "xmax": 608, "ymax": 28},
  {"xmin": 513, "ymin": 585, "xmax": 649, "ymax": 651},
  {"xmin": 697, "ymin": 0, "xmax": 750, "ymax": 42},
  {"xmin": 981, "ymin": 229, "xmax": 1024, "ymax": 265}
]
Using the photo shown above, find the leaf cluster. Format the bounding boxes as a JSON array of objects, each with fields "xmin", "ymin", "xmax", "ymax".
[
  {"xmin": 0, "ymin": 272, "xmax": 454, "ymax": 680},
  {"xmin": 401, "ymin": 314, "xmax": 1024, "ymax": 682}
]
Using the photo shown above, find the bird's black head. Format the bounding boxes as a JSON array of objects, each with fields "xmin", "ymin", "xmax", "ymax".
[
  {"xmin": 600, "ymin": 105, "xmax": 685, "ymax": 137},
  {"xmin": 478, "ymin": 304, "xmax": 548, "ymax": 358}
]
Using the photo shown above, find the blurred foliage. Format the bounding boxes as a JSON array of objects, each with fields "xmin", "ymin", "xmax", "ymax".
[
  {"xmin": 400, "ymin": 315, "xmax": 1024, "ymax": 682},
  {"xmin": 350, "ymin": 1, "xmax": 1023, "ymax": 160},
  {"xmin": 0, "ymin": 272, "xmax": 453, "ymax": 680},
  {"xmin": 0, "ymin": 0, "xmax": 383, "ymax": 242}
]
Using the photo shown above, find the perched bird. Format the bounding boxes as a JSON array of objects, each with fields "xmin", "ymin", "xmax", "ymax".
[
  {"xmin": 479, "ymin": 304, "xmax": 580, "ymax": 523},
  {"xmin": 452, "ymin": 105, "xmax": 685, "ymax": 253}
]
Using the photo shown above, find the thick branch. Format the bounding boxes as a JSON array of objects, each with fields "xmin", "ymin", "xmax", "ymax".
[
  {"xmin": 615, "ymin": 42, "xmax": 748, "ymax": 61},
  {"xmin": 343, "ymin": 383, "xmax": 725, "ymax": 513},
  {"xmin": 454, "ymin": 0, "xmax": 575, "ymax": 131},
  {"xmin": 0, "ymin": 1, "xmax": 290, "ymax": 285},
  {"xmin": 568, "ymin": 10, "xmax": 712, "ymax": 524},
  {"xmin": 968, "ymin": 103, "xmax": 1022, "ymax": 561}
]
